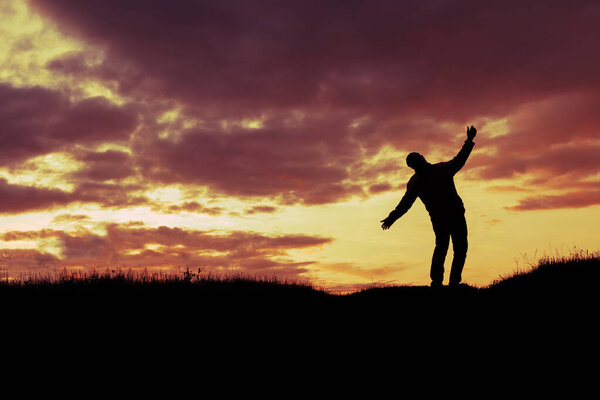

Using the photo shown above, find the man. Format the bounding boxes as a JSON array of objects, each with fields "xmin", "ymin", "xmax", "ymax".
[{"xmin": 381, "ymin": 126, "xmax": 477, "ymax": 288}]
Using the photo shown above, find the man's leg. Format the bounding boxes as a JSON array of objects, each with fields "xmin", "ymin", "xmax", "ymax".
[
  {"xmin": 430, "ymin": 217, "xmax": 450, "ymax": 286},
  {"xmin": 449, "ymin": 213, "xmax": 468, "ymax": 286}
]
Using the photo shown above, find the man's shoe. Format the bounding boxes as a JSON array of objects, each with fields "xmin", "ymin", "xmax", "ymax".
[
  {"xmin": 430, "ymin": 280, "xmax": 443, "ymax": 288},
  {"xmin": 449, "ymin": 282, "xmax": 468, "ymax": 289}
]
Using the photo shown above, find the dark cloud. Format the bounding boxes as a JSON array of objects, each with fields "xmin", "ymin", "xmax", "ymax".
[
  {"xmin": 0, "ymin": 81, "xmax": 141, "ymax": 211},
  {"xmin": 46, "ymin": 50, "xmax": 92, "ymax": 77},
  {"xmin": 133, "ymin": 114, "xmax": 367, "ymax": 204},
  {"xmin": 158, "ymin": 201, "xmax": 225, "ymax": 216},
  {"xmin": 368, "ymin": 183, "xmax": 393, "ymax": 194},
  {"xmin": 30, "ymin": 0, "xmax": 600, "ymax": 117},
  {"xmin": 506, "ymin": 189, "xmax": 600, "ymax": 211},
  {"xmin": 70, "ymin": 181, "xmax": 148, "ymax": 207},
  {"xmin": 0, "ymin": 249, "xmax": 60, "ymax": 272},
  {"xmin": 0, "ymin": 83, "xmax": 138, "ymax": 166},
  {"xmin": 0, "ymin": 178, "xmax": 72, "ymax": 213},
  {"xmin": 0, "ymin": 178, "xmax": 146, "ymax": 215},
  {"xmin": 51, "ymin": 213, "xmax": 91, "ymax": 224},
  {"xmin": 471, "ymin": 92, "xmax": 600, "ymax": 178},
  {"xmin": 25, "ymin": 0, "xmax": 600, "ymax": 209},
  {"xmin": 468, "ymin": 92, "xmax": 600, "ymax": 209},
  {"xmin": 245, "ymin": 205, "xmax": 278, "ymax": 215},
  {"xmin": 71, "ymin": 149, "xmax": 135, "ymax": 182},
  {"xmin": 472, "ymin": 143, "xmax": 600, "ymax": 182}
]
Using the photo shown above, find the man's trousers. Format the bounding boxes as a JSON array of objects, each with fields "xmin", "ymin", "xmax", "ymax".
[{"xmin": 430, "ymin": 212, "xmax": 468, "ymax": 286}]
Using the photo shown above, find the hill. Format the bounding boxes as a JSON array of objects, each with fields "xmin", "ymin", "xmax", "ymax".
[
  {"xmin": 2, "ymin": 254, "xmax": 597, "ymax": 389},
  {"xmin": 3, "ymin": 252, "xmax": 598, "ymax": 324}
]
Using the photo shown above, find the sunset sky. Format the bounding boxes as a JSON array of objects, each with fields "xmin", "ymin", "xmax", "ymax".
[{"xmin": 1, "ymin": 0, "xmax": 599, "ymax": 291}]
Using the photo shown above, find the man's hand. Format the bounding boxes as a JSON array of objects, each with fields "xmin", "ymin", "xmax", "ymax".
[
  {"xmin": 380, "ymin": 216, "xmax": 395, "ymax": 230},
  {"xmin": 467, "ymin": 125, "xmax": 477, "ymax": 141}
]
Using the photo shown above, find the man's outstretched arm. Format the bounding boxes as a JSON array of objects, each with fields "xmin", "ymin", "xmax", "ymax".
[
  {"xmin": 448, "ymin": 125, "xmax": 477, "ymax": 175},
  {"xmin": 381, "ymin": 178, "xmax": 418, "ymax": 230}
]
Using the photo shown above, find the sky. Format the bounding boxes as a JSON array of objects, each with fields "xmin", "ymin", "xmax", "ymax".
[{"xmin": 1, "ymin": 0, "xmax": 599, "ymax": 292}]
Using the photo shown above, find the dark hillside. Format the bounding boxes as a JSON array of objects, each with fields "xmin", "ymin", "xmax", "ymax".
[
  {"xmin": 2, "ymin": 253, "xmax": 598, "ymax": 331},
  {"xmin": 2, "ymin": 256, "xmax": 598, "ymax": 388},
  {"xmin": 3, "ymin": 253, "xmax": 599, "ymax": 314},
  {"xmin": 486, "ymin": 252, "xmax": 600, "ymax": 294}
]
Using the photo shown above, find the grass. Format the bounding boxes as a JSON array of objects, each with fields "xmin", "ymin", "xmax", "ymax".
[
  {"xmin": 485, "ymin": 247, "xmax": 600, "ymax": 293},
  {"xmin": 0, "ymin": 266, "xmax": 328, "ymax": 301},
  {"xmin": 2, "ymin": 248, "xmax": 598, "ymax": 317},
  {"xmin": 2, "ymin": 248, "xmax": 599, "ymax": 294}
]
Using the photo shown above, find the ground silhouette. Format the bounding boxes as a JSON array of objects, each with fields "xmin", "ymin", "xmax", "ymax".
[
  {"xmin": 3, "ymin": 253, "xmax": 597, "ymax": 390},
  {"xmin": 3, "ymin": 251, "xmax": 598, "ymax": 324}
]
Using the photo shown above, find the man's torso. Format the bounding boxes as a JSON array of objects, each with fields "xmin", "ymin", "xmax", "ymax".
[{"xmin": 410, "ymin": 162, "xmax": 465, "ymax": 216}]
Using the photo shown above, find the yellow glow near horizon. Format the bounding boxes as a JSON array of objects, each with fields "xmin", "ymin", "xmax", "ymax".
[{"xmin": 1, "ymin": 182, "xmax": 599, "ymax": 289}]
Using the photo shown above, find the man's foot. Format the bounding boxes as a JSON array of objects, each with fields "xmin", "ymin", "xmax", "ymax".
[
  {"xmin": 430, "ymin": 280, "xmax": 444, "ymax": 288},
  {"xmin": 449, "ymin": 282, "xmax": 469, "ymax": 289}
]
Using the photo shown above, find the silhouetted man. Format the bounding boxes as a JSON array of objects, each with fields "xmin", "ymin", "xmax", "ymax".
[{"xmin": 381, "ymin": 126, "xmax": 477, "ymax": 288}]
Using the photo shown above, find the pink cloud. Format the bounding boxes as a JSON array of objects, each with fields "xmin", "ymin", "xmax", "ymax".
[
  {"xmin": 71, "ymin": 149, "xmax": 135, "ymax": 182},
  {"xmin": 0, "ymin": 83, "xmax": 138, "ymax": 166},
  {"xmin": 30, "ymin": 1, "xmax": 600, "ymax": 118},
  {"xmin": 506, "ymin": 189, "xmax": 600, "ymax": 211},
  {"xmin": 1, "ymin": 223, "xmax": 333, "ymax": 279},
  {"xmin": 132, "ymin": 115, "xmax": 367, "ymax": 204},
  {"xmin": 0, "ymin": 178, "xmax": 72, "ymax": 213},
  {"xmin": 20, "ymin": 0, "xmax": 600, "ymax": 209},
  {"xmin": 468, "ymin": 92, "xmax": 600, "ymax": 209},
  {"xmin": 0, "ymin": 178, "xmax": 147, "ymax": 215}
]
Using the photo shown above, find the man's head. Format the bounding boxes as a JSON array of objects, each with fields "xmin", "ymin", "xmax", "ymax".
[{"xmin": 406, "ymin": 152, "xmax": 428, "ymax": 171}]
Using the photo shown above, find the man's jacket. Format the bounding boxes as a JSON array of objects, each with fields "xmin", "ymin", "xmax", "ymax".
[{"xmin": 391, "ymin": 140, "xmax": 475, "ymax": 220}]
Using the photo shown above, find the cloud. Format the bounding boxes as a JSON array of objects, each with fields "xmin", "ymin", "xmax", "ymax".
[
  {"xmin": 368, "ymin": 183, "xmax": 393, "ymax": 194},
  {"xmin": 71, "ymin": 149, "xmax": 135, "ymax": 182},
  {"xmin": 471, "ymin": 93, "xmax": 600, "ymax": 179},
  {"xmin": 485, "ymin": 219, "xmax": 502, "ymax": 227},
  {"xmin": 30, "ymin": 1, "xmax": 600, "ymax": 116},
  {"xmin": 0, "ymin": 83, "xmax": 138, "ymax": 166},
  {"xmin": 132, "ymin": 115, "xmax": 368, "ymax": 204},
  {"xmin": 319, "ymin": 261, "xmax": 408, "ymax": 281},
  {"xmin": 1, "ymin": 223, "xmax": 333, "ymax": 279},
  {"xmin": 506, "ymin": 189, "xmax": 600, "ymax": 211},
  {"xmin": 70, "ymin": 181, "xmax": 148, "ymax": 207},
  {"xmin": 470, "ymin": 92, "xmax": 600, "ymax": 209},
  {"xmin": 244, "ymin": 205, "xmax": 278, "ymax": 215},
  {"xmin": 0, "ymin": 177, "xmax": 72, "ymax": 213},
  {"xmin": 157, "ymin": 201, "xmax": 225, "ymax": 216},
  {"xmin": 0, "ymin": 249, "xmax": 60, "ymax": 272},
  {"xmin": 473, "ymin": 143, "xmax": 600, "ymax": 182},
  {"xmin": 23, "ymin": 0, "xmax": 600, "ymax": 209},
  {"xmin": 51, "ymin": 213, "xmax": 91, "ymax": 224},
  {"xmin": 0, "ymin": 177, "xmax": 147, "ymax": 215}
]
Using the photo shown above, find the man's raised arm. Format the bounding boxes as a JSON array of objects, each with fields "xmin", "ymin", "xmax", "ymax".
[
  {"xmin": 448, "ymin": 125, "xmax": 477, "ymax": 175},
  {"xmin": 381, "ymin": 176, "xmax": 418, "ymax": 230}
]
